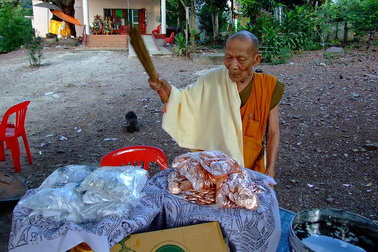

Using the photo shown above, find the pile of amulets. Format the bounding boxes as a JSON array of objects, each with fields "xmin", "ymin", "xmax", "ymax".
[{"xmin": 168, "ymin": 151, "xmax": 266, "ymax": 210}]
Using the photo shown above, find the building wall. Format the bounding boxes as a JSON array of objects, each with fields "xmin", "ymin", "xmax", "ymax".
[
  {"xmin": 75, "ymin": 0, "xmax": 84, "ymax": 37},
  {"xmin": 32, "ymin": 0, "xmax": 161, "ymax": 38},
  {"xmin": 86, "ymin": 0, "xmax": 160, "ymax": 34},
  {"xmin": 32, "ymin": 0, "xmax": 53, "ymax": 37}
]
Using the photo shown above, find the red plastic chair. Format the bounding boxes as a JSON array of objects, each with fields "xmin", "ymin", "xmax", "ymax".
[
  {"xmin": 164, "ymin": 32, "xmax": 175, "ymax": 47},
  {"xmin": 152, "ymin": 24, "xmax": 161, "ymax": 35},
  {"xmin": 100, "ymin": 145, "xmax": 168, "ymax": 171},
  {"xmin": 120, "ymin": 25, "xmax": 128, "ymax": 35},
  {"xmin": 0, "ymin": 101, "xmax": 32, "ymax": 173}
]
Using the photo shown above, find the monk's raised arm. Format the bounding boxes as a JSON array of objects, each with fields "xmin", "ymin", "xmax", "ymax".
[{"xmin": 148, "ymin": 75, "xmax": 172, "ymax": 103}]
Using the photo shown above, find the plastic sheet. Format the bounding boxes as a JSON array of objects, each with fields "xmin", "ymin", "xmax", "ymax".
[
  {"xmin": 18, "ymin": 165, "xmax": 149, "ymax": 223},
  {"xmin": 18, "ymin": 182, "xmax": 84, "ymax": 223},
  {"xmin": 38, "ymin": 165, "xmax": 96, "ymax": 191},
  {"xmin": 78, "ymin": 166, "xmax": 148, "ymax": 222}
]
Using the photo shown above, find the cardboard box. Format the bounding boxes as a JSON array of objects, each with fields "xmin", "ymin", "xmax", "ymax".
[{"xmin": 111, "ymin": 222, "xmax": 229, "ymax": 252}]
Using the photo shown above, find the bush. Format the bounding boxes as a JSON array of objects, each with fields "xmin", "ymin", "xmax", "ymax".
[
  {"xmin": 304, "ymin": 40, "xmax": 323, "ymax": 51},
  {"xmin": 25, "ymin": 35, "xmax": 43, "ymax": 66},
  {"xmin": 281, "ymin": 5, "xmax": 315, "ymax": 50},
  {"xmin": 173, "ymin": 33, "xmax": 188, "ymax": 56},
  {"xmin": 270, "ymin": 47, "xmax": 292, "ymax": 65},
  {"xmin": 0, "ymin": 1, "xmax": 34, "ymax": 52}
]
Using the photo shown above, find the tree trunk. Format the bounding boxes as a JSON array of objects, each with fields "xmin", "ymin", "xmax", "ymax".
[
  {"xmin": 211, "ymin": 13, "xmax": 215, "ymax": 39},
  {"xmin": 214, "ymin": 12, "xmax": 219, "ymax": 40},
  {"xmin": 190, "ymin": 0, "xmax": 196, "ymax": 51},
  {"xmin": 63, "ymin": 6, "xmax": 76, "ymax": 37},
  {"xmin": 229, "ymin": 0, "xmax": 233, "ymax": 36}
]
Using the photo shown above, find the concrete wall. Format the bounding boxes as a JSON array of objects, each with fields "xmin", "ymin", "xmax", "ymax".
[
  {"xmin": 86, "ymin": 0, "xmax": 160, "ymax": 34},
  {"xmin": 32, "ymin": 0, "xmax": 161, "ymax": 37},
  {"xmin": 32, "ymin": 0, "xmax": 53, "ymax": 37},
  {"xmin": 75, "ymin": 0, "xmax": 84, "ymax": 37}
]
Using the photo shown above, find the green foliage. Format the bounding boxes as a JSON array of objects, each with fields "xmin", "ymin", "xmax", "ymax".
[
  {"xmin": 245, "ymin": 12, "xmax": 275, "ymax": 40},
  {"xmin": 304, "ymin": 40, "xmax": 323, "ymax": 51},
  {"xmin": 330, "ymin": 39, "xmax": 341, "ymax": 46},
  {"xmin": 166, "ymin": 0, "xmax": 186, "ymax": 28},
  {"xmin": 197, "ymin": 3, "xmax": 228, "ymax": 36},
  {"xmin": 245, "ymin": 4, "xmax": 324, "ymax": 63},
  {"xmin": 239, "ymin": 0, "xmax": 276, "ymax": 23},
  {"xmin": 270, "ymin": 47, "xmax": 292, "ymax": 65},
  {"xmin": 323, "ymin": 51, "xmax": 336, "ymax": 59},
  {"xmin": 319, "ymin": 0, "xmax": 378, "ymax": 43},
  {"xmin": 0, "ymin": 1, "xmax": 33, "ymax": 52},
  {"xmin": 173, "ymin": 32, "xmax": 188, "ymax": 56},
  {"xmin": 24, "ymin": 35, "xmax": 43, "ymax": 66},
  {"xmin": 281, "ymin": 5, "xmax": 314, "ymax": 50},
  {"xmin": 340, "ymin": 0, "xmax": 377, "ymax": 40},
  {"xmin": 260, "ymin": 26, "xmax": 284, "ymax": 62}
]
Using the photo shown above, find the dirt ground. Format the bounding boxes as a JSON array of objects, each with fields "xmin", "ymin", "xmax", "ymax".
[{"xmin": 0, "ymin": 45, "xmax": 377, "ymax": 250}]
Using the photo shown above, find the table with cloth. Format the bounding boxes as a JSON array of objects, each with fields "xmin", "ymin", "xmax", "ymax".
[{"xmin": 9, "ymin": 167, "xmax": 283, "ymax": 252}]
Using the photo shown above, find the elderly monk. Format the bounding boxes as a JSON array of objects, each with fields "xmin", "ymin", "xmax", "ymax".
[{"xmin": 149, "ymin": 31, "xmax": 285, "ymax": 178}]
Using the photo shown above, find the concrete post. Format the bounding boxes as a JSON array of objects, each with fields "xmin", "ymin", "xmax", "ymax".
[
  {"xmin": 83, "ymin": 0, "xmax": 90, "ymax": 35},
  {"xmin": 161, "ymin": 0, "xmax": 166, "ymax": 34}
]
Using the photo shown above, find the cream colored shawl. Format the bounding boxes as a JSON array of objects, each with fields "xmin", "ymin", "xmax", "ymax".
[{"xmin": 162, "ymin": 66, "xmax": 244, "ymax": 165}]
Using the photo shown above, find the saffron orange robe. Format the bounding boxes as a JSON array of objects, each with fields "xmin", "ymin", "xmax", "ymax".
[{"xmin": 240, "ymin": 73, "xmax": 277, "ymax": 173}]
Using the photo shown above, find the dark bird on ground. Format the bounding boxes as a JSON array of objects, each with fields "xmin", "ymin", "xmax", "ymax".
[{"xmin": 125, "ymin": 111, "xmax": 140, "ymax": 133}]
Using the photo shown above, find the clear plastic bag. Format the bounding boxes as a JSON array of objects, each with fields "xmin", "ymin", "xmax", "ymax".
[
  {"xmin": 173, "ymin": 151, "xmax": 241, "ymax": 177},
  {"xmin": 78, "ymin": 166, "xmax": 148, "ymax": 203},
  {"xmin": 18, "ymin": 182, "xmax": 84, "ymax": 223},
  {"xmin": 171, "ymin": 151, "xmax": 241, "ymax": 192},
  {"xmin": 216, "ymin": 169, "xmax": 264, "ymax": 210},
  {"xmin": 38, "ymin": 165, "xmax": 96, "ymax": 191},
  {"xmin": 78, "ymin": 166, "xmax": 148, "ymax": 221},
  {"xmin": 169, "ymin": 151, "xmax": 265, "ymax": 210}
]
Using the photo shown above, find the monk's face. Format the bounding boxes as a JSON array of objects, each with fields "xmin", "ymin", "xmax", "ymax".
[{"xmin": 224, "ymin": 39, "xmax": 261, "ymax": 83}]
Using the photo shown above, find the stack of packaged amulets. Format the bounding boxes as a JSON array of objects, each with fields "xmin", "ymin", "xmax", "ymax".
[{"xmin": 168, "ymin": 151, "xmax": 267, "ymax": 210}]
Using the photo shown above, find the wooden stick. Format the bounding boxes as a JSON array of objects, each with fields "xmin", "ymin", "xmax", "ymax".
[{"xmin": 129, "ymin": 26, "xmax": 159, "ymax": 83}]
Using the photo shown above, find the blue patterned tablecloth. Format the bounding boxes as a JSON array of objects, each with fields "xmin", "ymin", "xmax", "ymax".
[
  {"xmin": 146, "ymin": 169, "xmax": 282, "ymax": 252},
  {"xmin": 9, "ymin": 168, "xmax": 282, "ymax": 252},
  {"xmin": 8, "ymin": 188, "xmax": 163, "ymax": 252}
]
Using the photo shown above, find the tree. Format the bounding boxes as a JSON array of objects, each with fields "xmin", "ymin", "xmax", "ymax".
[
  {"xmin": 238, "ymin": 0, "xmax": 277, "ymax": 24},
  {"xmin": 176, "ymin": 0, "xmax": 197, "ymax": 51},
  {"xmin": 167, "ymin": 0, "xmax": 186, "ymax": 28},
  {"xmin": 0, "ymin": 0, "xmax": 33, "ymax": 52},
  {"xmin": 197, "ymin": 0, "xmax": 228, "ymax": 39},
  {"xmin": 42, "ymin": 0, "xmax": 76, "ymax": 37},
  {"xmin": 343, "ymin": 0, "xmax": 378, "ymax": 46}
]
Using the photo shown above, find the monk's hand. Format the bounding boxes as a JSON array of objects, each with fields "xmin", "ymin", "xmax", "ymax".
[{"xmin": 148, "ymin": 76, "xmax": 171, "ymax": 104}]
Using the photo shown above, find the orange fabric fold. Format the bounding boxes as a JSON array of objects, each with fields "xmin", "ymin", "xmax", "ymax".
[
  {"xmin": 240, "ymin": 73, "xmax": 277, "ymax": 173},
  {"xmin": 51, "ymin": 10, "xmax": 83, "ymax": 26}
]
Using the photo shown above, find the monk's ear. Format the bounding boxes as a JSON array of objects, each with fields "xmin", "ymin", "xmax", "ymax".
[{"xmin": 254, "ymin": 54, "xmax": 262, "ymax": 66}]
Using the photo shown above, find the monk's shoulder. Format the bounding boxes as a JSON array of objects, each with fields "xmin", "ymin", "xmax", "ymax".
[
  {"xmin": 255, "ymin": 72, "xmax": 277, "ymax": 82},
  {"xmin": 201, "ymin": 66, "xmax": 226, "ymax": 79}
]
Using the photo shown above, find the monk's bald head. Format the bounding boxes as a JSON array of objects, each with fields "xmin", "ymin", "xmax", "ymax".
[{"xmin": 226, "ymin": 31, "xmax": 259, "ymax": 55}]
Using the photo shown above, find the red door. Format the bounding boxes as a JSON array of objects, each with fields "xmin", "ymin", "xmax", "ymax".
[{"xmin": 138, "ymin": 8, "xmax": 146, "ymax": 35}]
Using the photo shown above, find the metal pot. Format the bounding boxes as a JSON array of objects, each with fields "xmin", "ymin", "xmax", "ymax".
[{"xmin": 289, "ymin": 208, "xmax": 378, "ymax": 252}]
